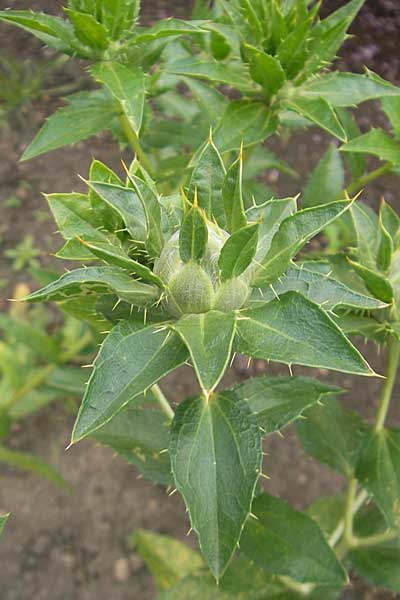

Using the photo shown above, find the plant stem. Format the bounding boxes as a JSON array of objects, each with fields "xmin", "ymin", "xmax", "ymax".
[
  {"xmin": 345, "ymin": 162, "xmax": 393, "ymax": 197},
  {"xmin": 332, "ymin": 337, "xmax": 400, "ymax": 555},
  {"xmin": 151, "ymin": 384, "xmax": 174, "ymax": 420},
  {"xmin": 279, "ymin": 576, "xmax": 315, "ymax": 596},
  {"xmin": 117, "ymin": 113, "xmax": 154, "ymax": 176},
  {"xmin": 343, "ymin": 477, "xmax": 357, "ymax": 547},
  {"xmin": 329, "ymin": 489, "xmax": 368, "ymax": 548},
  {"xmin": 351, "ymin": 529, "xmax": 399, "ymax": 548},
  {"xmin": 375, "ymin": 337, "xmax": 400, "ymax": 432}
]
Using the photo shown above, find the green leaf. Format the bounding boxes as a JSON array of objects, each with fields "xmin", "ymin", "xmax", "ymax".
[
  {"xmin": 25, "ymin": 266, "xmax": 159, "ymax": 306},
  {"xmin": 219, "ymin": 224, "xmax": 259, "ymax": 282},
  {"xmin": 91, "ymin": 62, "xmax": 144, "ymax": 134},
  {"xmin": 0, "ymin": 314, "xmax": 59, "ymax": 362},
  {"xmin": 93, "ymin": 404, "xmax": 173, "ymax": 485},
  {"xmin": 231, "ymin": 375, "xmax": 341, "ymax": 433},
  {"xmin": 236, "ymin": 292, "xmax": 374, "ymax": 375},
  {"xmin": 188, "ymin": 137, "xmax": 226, "ymax": 223},
  {"xmin": 173, "ymin": 311, "xmax": 236, "ymax": 393},
  {"xmin": 349, "ymin": 507, "xmax": 400, "ymax": 593},
  {"xmin": 277, "ymin": 21, "xmax": 310, "ymax": 79},
  {"xmin": 351, "ymin": 201, "xmax": 379, "ymax": 268},
  {"xmin": 156, "ymin": 566, "xmax": 341, "ymax": 600},
  {"xmin": 72, "ymin": 320, "xmax": 188, "ymax": 441},
  {"xmin": 133, "ymin": 18, "xmax": 206, "ymax": 44},
  {"xmin": 0, "ymin": 445, "xmax": 70, "ymax": 489},
  {"xmin": 77, "ymin": 238, "xmax": 163, "ymax": 287},
  {"xmin": 179, "ymin": 203, "xmax": 208, "ymax": 263},
  {"xmin": 86, "ymin": 181, "xmax": 147, "ymax": 243},
  {"xmin": 241, "ymin": 493, "xmax": 347, "ymax": 586},
  {"xmin": 333, "ymin": 313, "xmax": 391, "ymax": 344},
  {"xmin": 21, "ymin": 90, "xmax": 115, "ymax": 161},
  {"xmin": 128, "ymin": 171, "xmax": 164, "ymax": 258},
  {"xmin": 347, "ymin": 259, "xmax": 394, "ymax": 303},
  {"xmin": 65, "ymin": 8, "xmax": 109, "ymax": 50},
  {"xmin": 244, "ymin": 45, "xmax": 286, "ymax": 98},
  {"xmin": 377, "ymin": 212, "xmax": 393, "ymax": 273},
  {"xmin": 247, "ymin": 198, "xmax": 297, "ymax": 259},
  {"xmin": 302, "ymin": 145, "xmax": 344, "ymax": 209},
  {"xmin": 214, "ymin": 102, "xmax": 278, "ymax": 153},
  {"xmin": 166, "ymin": 57, "xmax": 253, "ymax": 92},
  {"xmin": 169, "ymin": 392, "xmax": 262, "ymax": 579},
  {"xmin": 222, "ymin": 152, "xmax": 247, "ymax": 233},
  {"xmin": 88, "ymin": 159, "xmax": 123, "ymax": 232},
  {"xmin": 296, "ymin": 399, "xmax": 367, "ymax": 477},
  {"xmin": 132, "ymin": 529, "xmax": 204, "ymax": 590},
  {"xmin": 184, "ymin": 78, "xmax": 228, "ymax": 125},
  {"xmin": 0, "ymin": 10, "xmax": 81, "ymax": 54},
  {"xmin": 341, "ymin": 129, "xmax": 400, "ymax": 165},
  {"xmin": 250, "ymin": 264, "xmax": 386, "ymax": 311},
  {"xmin": 380, "ymin": 199, "xmax": 400, "ymax": 244},
  {"xmin": 252, "ymin": 200, "xmax": 352, "ymax": 286},
  {"xmin": 297, "ymin": 72, "xmax": 400, "ymax": 107},
  {"xmin": 285, "ymin": 96, "xmax": 346, "ymax": 141},
  {"xmin": 45, "ymin": 192, "xmax": 110, "ymax": 256},
  {"xmin": 382, "ymin": 96, "xmax": 400, "ymax": 137},
  {"xmin": 356, "ymin": 428, "xmax": 400, "ymax": 529}
]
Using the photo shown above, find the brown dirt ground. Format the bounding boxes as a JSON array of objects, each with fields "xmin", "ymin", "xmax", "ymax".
[{"xmin": 1, "ymin": 1, "xmax": 400, "ymax": 599}]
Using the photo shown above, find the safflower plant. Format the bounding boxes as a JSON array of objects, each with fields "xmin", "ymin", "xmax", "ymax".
[
  {"xmin": 2, "ymin": 1, "xmax": 400, "ymax": 598},
  {"xmin": 22, "ymin": 129, "xmax": 400, "ymax": 598}
]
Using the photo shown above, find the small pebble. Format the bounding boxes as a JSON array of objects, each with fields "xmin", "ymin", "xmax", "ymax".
[{"xmin": 113, "ymin": 557, "xmax": 130, "ymax": 582}]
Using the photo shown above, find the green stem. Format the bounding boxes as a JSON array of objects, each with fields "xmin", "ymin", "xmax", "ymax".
[
  {"xmin": 351, "ymin": 529, "xmax": 399, "ymax": 548},
  {"xmin": 117, "ymin": 113, "xmax": 154, "ymax": 176},
  {"xmin": 345, "ymin": 162, "xmax": 393, "ymax": 197},
  {"xmin": 279, "ymin": 576, "xmax": 315, "ymax": 596},
  {"xmin": 151, "ymin": 384, "xmax": 174, "ymax": 420},
  {"xmin": 343, "ymin": 477, "xmax": 357, "ymax": 547},
  {"xmin": 332, "ymin": 337, "xmax": 400, "ymax": 556},
  {"xmin": 375, "ymin": 337, "xmax": 400, "ymax": 432}
]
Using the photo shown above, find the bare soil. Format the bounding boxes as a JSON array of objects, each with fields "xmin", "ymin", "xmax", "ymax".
[{"xmin": 1, "ymin": 1, "xmax": 400, "ymax": 599}]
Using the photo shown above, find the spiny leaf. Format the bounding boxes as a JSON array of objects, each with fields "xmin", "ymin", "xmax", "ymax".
[
  {"xmin": 231, "ymin": 375, "xmax": 341, "ymax": 433},
  {"xmin": 91, "ymin": 61, "xmax": 145, "ymax": 133},
  {"xmin": 72, "ymin": 321, "xmax": 188, "ymax": 442},
  {"xmin": 21, "ymin": 90, "xmax": 115, "ymax": 161},
  {"xmin": 93, "ymin": 403, "xmax": 173, "ymax": 485},
  {"xmin": 236, "ymin": 291, "xmax": 374, "ymax": 376},
  {"xmin": 285, "ymin": 96, "xmax": 347, "ymax": 141},
  {"xmin": 356, "ymin": 428, "xmax": 400, "ymax": 530},
  {"xmin": 252, "ymin": 200, "xmax": 352, "ymax": 286},
  {"xmin": 347, "ymin": 259, "xmax": 394, "ymax": 303},
  {"xmin": 241, "ymin": 493, "xmax": 347, "ymax": 586},
  {"xmin": 250, "ymin": 264, "xmax": 387, "ymax": 311},
  {"xmin": 172, "ymin": 311, "xmax": 236, "ymax": 393},
  {"xmin": 222, "ymin": 149, "xmax": 247, "ymax": 233},
  {"xmin": 296, "ymin": 398, "xmax": 367, "ymax": 477},
  {"xmin": 341, "ymin": 129, "xmax": 400, "ymax": 166},
  {"xmin": 76, "ymin": 237, "xmax": 163, "ymax": 287},
  {"xmin": 188, "ymin": 136, "xmax": 226, "ymax": 224},
  {"xmin": 169, "ymin": 392, "xmax": 262, "ymax": 579},
  {"xmin": 86, "ymin": 181, "xmax": 147, "ymax": 243},
  {"xmin": 179, "ymin": 202, "xmax": 208, "ymax": 263},
  {"xmin": 25, "ymin": 266, "xmax": 160, "ymax": 306},
  {"xmin": 219, "ymin": 224, "xmax": 259, "ymax": 282}
]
